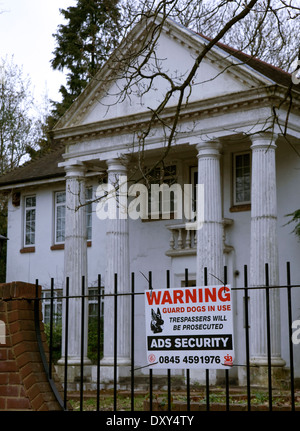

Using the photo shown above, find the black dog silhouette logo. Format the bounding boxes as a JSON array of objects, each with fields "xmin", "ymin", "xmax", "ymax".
[{"xmin": 150, "ymin": 308, "xmax": 164, "ymax": 333}]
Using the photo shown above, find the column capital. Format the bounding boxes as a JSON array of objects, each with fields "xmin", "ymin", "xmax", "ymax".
[
  {"xmin": 196, "ymin": 140, "xmax": 222, "ymax": 158},
  {"xmin": 106, "ymin": 157, "xmax": 128, "ymax": 174},
  {"xmin": 64, "ymin": 161, "xmax": 86, "ymax": 178},
  {"xmin": 250, "ymin": 132, "xmax": 278, "ymax": 150}
]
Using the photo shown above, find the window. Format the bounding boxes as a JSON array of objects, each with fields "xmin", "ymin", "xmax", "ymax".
[
  {"xmin": 88, "ymin": 287, "xmax": 104, "ymax": 319},
  {"xmin": 190, "ymin": 167, "xmax": 198, "ymax": 216},
  {"xmin": 86, "ymin": 187, "xmax": 93, "ymax": 241},
  {"xmin": 233, "ymin": 152, "xmax": 251, "ymax": 205},
  {"xmin": 42, "ymin": 290, "xmax": 62, "ymax": 324},
  {"xmin": 54, "ymin": 188, "xmax": 92, "ymax": 244},
  {"xmin": 181, "ymin": 279, "xmax": 196, "ymax": 287},
  {"xmin": 24, "ymin": 196, "xmax": 36, "ymax": 246},
  {"xmin": 55, "ymin": 191, "xmax": 66, "ymax": 244},
  {"xmin": 147, "ymin": 165, "xmax": 178, "ymax": 219},
  {"xmin": 42, "ymin": 287, "xmax": 103, "ymax": 324}
]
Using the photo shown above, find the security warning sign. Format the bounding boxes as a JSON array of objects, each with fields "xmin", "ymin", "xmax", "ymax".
[{"xmin": 145, "ymin": 285, "xmax": 234, "ymax": 369}]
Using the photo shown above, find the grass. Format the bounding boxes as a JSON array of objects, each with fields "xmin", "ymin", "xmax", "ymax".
[
  {"xmin": 68, "ymin": 388, "xmax": 300, "ymax": 411},
  {"xmin": 69, "ymin": 392, "xmax": 145, "ymax": 411}
]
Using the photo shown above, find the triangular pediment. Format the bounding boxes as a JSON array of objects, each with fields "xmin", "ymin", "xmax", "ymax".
[{"xmin": 54, "ymin": 16, "xmax": 275, "ymax": 131}]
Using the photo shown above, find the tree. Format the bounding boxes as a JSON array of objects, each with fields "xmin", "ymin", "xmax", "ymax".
[
  {"xmin": 164, "ymin": 0, "xmax": 300, "ymax": 72},
  {"xmin": 51, "ymin": 0, "xmax": 122, "ymax": 118},
  {"xmin": 0, "ymin": 56, "xmax": 40, "ymax": 174},
  {"xmin": 0, "ymin": 56, "xmax": 46, "ymax": 281},
  {"xmin": 26, "ymin": 91, "xmax": 57, "ymax": 159},
  {"xmin": 117, "ymin": 1, "xmax": 300, "ymax": 234},
  {"xmin": 100, "ymin": 0, "xmax": 300, "ymax": 176},
  {"xmin": 51, "ymin": 1, "xmax": 300, "ymax": 238},
  {"xmin": 285, "ymin": 209, "xmax": 300, "ymax": 240}
]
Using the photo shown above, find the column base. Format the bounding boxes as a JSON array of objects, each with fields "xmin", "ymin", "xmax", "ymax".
[
  {"xmin": 189, "ymin": 369, "xmax": 218, "ymax": 386},
  {"xmin": 241, "ymin": 356, "xmax": 287, "ymax": 388},
  {"xmin": 250, "ymin": 356, "xmax": 286, "ymax": 367},
  {"xmin": 55, "ymin": 358, "xmax": 92, "ymax": 391},
  {"xmin": 100, "ymin": 356, "xmax": 131, "ymax": 384},
  {"xmin": 100, "ymin": 356, "xmax": 131, "ymax": 366},
  {"xmin": 57, "ymin": 356, "xmax": 92, "ymax": 366},
  {"xmin": 250, "ymin": 366, "xmax": 289, "ymax": 388}
]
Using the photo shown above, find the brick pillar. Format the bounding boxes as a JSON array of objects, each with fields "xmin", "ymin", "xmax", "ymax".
[{"xmin": 0, "ymin": 282, "xmax": 65, "ymax": 411}]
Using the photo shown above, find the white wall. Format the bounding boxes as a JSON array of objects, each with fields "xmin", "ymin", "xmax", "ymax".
[
  {"xmin": 7, "ymin": 184, "xmax": 65, "ymax": 289},
  {"xmin": 80, "ymin": 30, "xmax": 251, "ymax": 126}
]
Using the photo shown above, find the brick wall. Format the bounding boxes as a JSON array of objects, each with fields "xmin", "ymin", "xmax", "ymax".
[{"xmin": 0, "ymin": 282, "xmax": 65, "ymax": 411}]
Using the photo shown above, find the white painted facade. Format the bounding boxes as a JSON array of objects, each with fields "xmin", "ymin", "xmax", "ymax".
[{"xmin": 1, "ymin": 17, "xmax": 300, "ymax": 384}]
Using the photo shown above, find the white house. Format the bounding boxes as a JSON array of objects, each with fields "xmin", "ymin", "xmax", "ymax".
[{"xmin": 0, "ymin": 16, "xmax": 300, "ymax": 386}]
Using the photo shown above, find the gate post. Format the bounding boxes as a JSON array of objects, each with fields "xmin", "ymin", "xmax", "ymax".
[{"xmin": 0, "ymin": 281, "xmax": 65, "ymax": 410}]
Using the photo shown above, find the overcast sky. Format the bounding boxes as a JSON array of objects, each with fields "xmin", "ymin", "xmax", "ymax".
[{"xmin": 0, "ymin": 0, "xmax": 77, "ymax": 107}]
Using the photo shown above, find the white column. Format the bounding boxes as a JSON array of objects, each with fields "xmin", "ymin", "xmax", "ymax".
[
  {"xmin": 101, "ymin": 159, "xmax": 131, "ymax": 371},
  {"xmin": 249, "ymin": 132, "xmax": 284, "ymax": 366},
  {"xmin": 196, "ymin": 141, "xmax": 224, "ymax": 286},
  {"xmin": 60, "ymin": 162, "xmax": 89, "ymax": 365}
]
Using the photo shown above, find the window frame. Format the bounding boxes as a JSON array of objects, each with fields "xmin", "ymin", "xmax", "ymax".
[
  {"xmin": 190, "ymin": 166, "xmax": 198, "ymax": 217},
  {"xmin": 24, "ymin": 195, "xmax": 36, "ymax": 247},
  {"xmin": 41, "ymin": 289, "xmax": 63, "ymax": 324},
  {"xmin": 88, "ymin": 286, "xmax": 104, "ymax": 319},
  {"xmin": 42, "ymin": 286, "xmax": 103, "ymax": 324},
  {"xmin": 232, "ymin": 151, "xmax": 251, "ymax": 206},
  {"xmin": 86, "ymin": 186, "xmax": 93, "ymax": 241},
  {"xmin": 53, "ymin": 188, "xmax": 93, "ymax": 245},
  {"xmin": 146, "ymin": 164, "xmax": 178, "ymax": 220},
  {"xmin": 54, "ymin": 191, "xmax": 66, "ymax": 245}
]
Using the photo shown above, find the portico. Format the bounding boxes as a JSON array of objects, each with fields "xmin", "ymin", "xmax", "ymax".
[{"xmin": 56, "ymin": 125, "xmax": 286, "ymax": 386}]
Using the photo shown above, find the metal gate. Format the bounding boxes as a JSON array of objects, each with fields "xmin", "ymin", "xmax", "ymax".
[{"xmin": 34, "ymin": 262, "xmax": 300, "ymax": 412}]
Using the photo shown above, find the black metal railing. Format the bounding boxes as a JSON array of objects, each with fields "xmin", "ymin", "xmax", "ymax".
[{"xmin": 34, "ymin": 261, "xmax": 300, "ymax": 412}]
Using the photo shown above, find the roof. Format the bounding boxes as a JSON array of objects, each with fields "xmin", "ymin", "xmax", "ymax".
[
  {"xmin": 0, "ymin": 19, "xmax": 298, "ymax": 190},
  {"xmin": 198, "ymin": 34, "xmax": 296, "ymax": 89},
  {"xmin": 0, "ymin": 144, "xmax": 65, "ymax": 188}
]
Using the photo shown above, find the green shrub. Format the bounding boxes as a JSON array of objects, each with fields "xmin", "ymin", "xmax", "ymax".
[
  {"xmin": 88, "ymin": 316, "xmax": 104, "ymax": 363},
  {"xmin": 44, "ymin": 316, "xmax": 103, "ymax": 364},
  {"xmin": 44, "ymin": 320, "xmax": 62, "ymax": 364}
]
